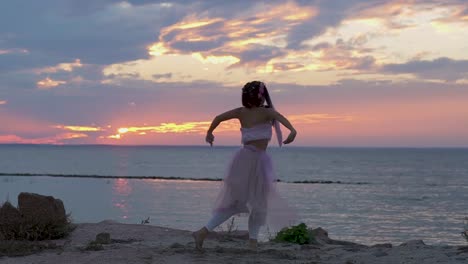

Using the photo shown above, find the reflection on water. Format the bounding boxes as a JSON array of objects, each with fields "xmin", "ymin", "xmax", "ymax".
[
  {"xmin": 113, "ymin": 178, "xmax": 132, "ymax": 196},
  {"xmin": 112, "ymin": 178, "xmax": 132, "ymax": 220},
  {"xmin": 111, "ymin": 147, "xmax": 132, "ymax": 219}
]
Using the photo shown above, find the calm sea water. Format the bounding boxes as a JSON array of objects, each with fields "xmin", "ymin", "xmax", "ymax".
[{"xmin": 0, "ymin": 144, "xmax": 467, "ymax": 245}]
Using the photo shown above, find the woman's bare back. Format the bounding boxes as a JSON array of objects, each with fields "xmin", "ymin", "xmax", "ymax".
[{"xmin": 238, "ymin": 107, "xmax": 272, "ymax": 150}]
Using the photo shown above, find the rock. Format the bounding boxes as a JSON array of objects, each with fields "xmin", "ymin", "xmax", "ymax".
[
  {"xmin": 373, "ymin": 251, "xmax": 389, "ymax": 257},
  {"xmin": 169, "ymin": 242, "xmax": 184, "ymax": 249},
  {"xmin": 371, "ymin": 243, "xmax": 393, "ymax": 248},
  {"xmin": 18, "ymin": 193, "xmax": 67, "ymax": 225},
  {"xmin": 308, "ymin": 227, "xmax": 331, "ymax": 244},
  {"xmin": 85, "ymin": 241, "xmax": 104, "ymax": 251},
  {"xmin": 1, "ymin": 193, "xmax": 71, "ymax": 240},
  {"xmin": 458, "ymin": 245, "xmax": 468, "ymax": 253},
  {"xmin": 399, "ymin": 240, "xmax": 426, "ymax": 247},
  {"xmin": 300, "ymin": 244, "xmax": 321, "ymax": 250},
  {"xmin": 309, "ymin": 227, "xmax": 366, "ymax": 247},
  {"xmin": 95, "ymin": 232, "xmax": 111, "ymax": 244}
]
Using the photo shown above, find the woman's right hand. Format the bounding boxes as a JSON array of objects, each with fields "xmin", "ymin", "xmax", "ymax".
[
  {"xmin": 206, "ymin": 132, "xmax": 215, "ymax": 146},
  {"xmin": 283, "ymin": 130, "xmax": 296, "ymax": 145}
]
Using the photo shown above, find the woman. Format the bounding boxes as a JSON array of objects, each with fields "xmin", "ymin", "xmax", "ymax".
[{"xmin": 193, "ymin": 81, "xmax": 297, "ymax": 250}]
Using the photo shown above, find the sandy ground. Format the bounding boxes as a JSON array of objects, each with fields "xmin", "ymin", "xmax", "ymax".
[{"xmin": 0, "ymin": 220, "xmax": 467, "ymax": 264}]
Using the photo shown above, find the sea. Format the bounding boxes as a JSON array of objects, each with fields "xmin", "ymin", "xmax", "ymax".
[{"xmin": 0, "ymin": 144, "xmax": 467, "ymax": 246}]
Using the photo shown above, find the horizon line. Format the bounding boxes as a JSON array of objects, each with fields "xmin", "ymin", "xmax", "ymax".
[{"xmin": 0, "ymin": 143, "xmax": 467, "ymax": 149}]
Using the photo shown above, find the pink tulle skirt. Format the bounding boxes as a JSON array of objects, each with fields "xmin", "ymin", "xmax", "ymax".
[{"xmin": 212, "ymin": 145, "xmax": 297, "ymax": 231}]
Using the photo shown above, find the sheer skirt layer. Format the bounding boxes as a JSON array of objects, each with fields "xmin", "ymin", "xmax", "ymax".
[{"xmin": 211, "ymin": 145, "xmax": 297, "ymax": 232}]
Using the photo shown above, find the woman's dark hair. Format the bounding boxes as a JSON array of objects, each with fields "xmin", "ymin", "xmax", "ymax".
[{"xmin": 242, "ymin": 81, "xmax": 273, "ymax": 108}]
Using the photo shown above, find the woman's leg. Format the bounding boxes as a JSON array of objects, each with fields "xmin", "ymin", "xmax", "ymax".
[
  {"xmin": 248, "ymin": 210, "xmax": 266, "ymax": 249},
  {"xmin": 193, "ymin": 209, "xmax": 238, "ymax": 250},
  {"xmin": 205, "ymin": 209, "xmax": 237, "ymax": 231}
]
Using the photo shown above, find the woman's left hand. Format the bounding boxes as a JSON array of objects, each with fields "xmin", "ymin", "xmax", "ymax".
[
  {"xmin": 283, "ymin": 130, "xmax": 296, "ymax": 145},
  {"xmin": 206, "ymin": 133, "xmax": 215, "ymax": 146}
]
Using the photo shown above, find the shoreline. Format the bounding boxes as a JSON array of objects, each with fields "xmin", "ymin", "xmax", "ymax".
[{"xmin": 1, "ymin": 221, "xmax": 467, "ymax": 264}]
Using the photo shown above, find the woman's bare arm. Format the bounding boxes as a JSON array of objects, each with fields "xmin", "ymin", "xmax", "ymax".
[
  {"xmin": 206, "ymin": 107, "xmax": 242, "ymax": 145},
  {"xmin": 266, "ymin": 108, "xmax": 297, "ymax": 144}
]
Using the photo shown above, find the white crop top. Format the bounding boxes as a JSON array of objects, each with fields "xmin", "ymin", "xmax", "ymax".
[{"xmin": 240, "ymin": 123, "xmax": 272, "ymax": 144}]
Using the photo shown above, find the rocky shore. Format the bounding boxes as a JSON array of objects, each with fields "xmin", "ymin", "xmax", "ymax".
[
  {"xmin": 0, "ymin": 220, "xmax": 466, "ymax": 264},
  {"xmin": 1, "ymin": 193, "xmax": 467, "ymax": 263}
]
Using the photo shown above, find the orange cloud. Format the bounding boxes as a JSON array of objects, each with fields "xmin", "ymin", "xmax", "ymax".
[
  {"xmin": 0, "ymin": 133, "xmax": 87, "ymax": 144},
  {"xmin": 108, "ymin": 121, "xmax": 211, "ymax": 139},
  {"xmin": 54, "ymin": 125, "xmax": 103, "ymax": 132},
  {"xmin": 150, "ymin": 1, "xmax": 317, "ymax": 57},
  {"xmin": 176, "ymin": 17, "xmax": 224, "ymax": 30},
  {"xmin": 0, "ymin": 100, "xmax": 6, "ymax": 105},
  {"xmin": 105, "ymin": 113, "xmax": 355, "ymax": 141},
  {"xmin": 37, "ymin": 77, "xmax": 66, "ymax": 89},
  {"xmin": 289, "ymin": 114, "xmax": 355, "ymax": 124},
  {"xmin": 106, "ymin": 120, "xmax": 244, "ymax": 140}
]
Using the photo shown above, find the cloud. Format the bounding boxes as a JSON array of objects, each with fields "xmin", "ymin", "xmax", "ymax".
[
  {"xmin": 152, "ymin": 73, "xmax": 173, "ymax": 80},
  {"xmin": 152, "ymin": 1, "xmax": 317, "ymax": 67},
  {"xmin": 430, "ymin": 4, "xmax": 468, "ymax": 24},
  {"xmin": 0, "ymin": 52, "xmax": 63, "ymax": 74},
  {"xmin": 285, "ymin": 0, "xmax": 400, "ymax": 48},
  {"xmin": 288, "ymin": 114, "xmax": 355, "ymax": 124},
  {"xmin": 0, "ymin": 100, "xmax": 6, "ymax": 105},
  {"xmin": 0, "ymin": 1, "xmax": 183, "ymax": 70},
  {"xmin": 36, "ymin": 59, "xmax": 83, "ymax": 74},
  {"xmin": 108, "ymin": 121, "xmax": 212, "ymax": 139},
  {"xmin": 272, "ymin": 62, "xmax": 305, "ymax": 72},
  {"xmin": 305, "ymin": 37, "xmax": 377, "ymax": 71},
  {"xmin": 1, "ymin": 0, "xmax": 468, "ymax": 147},
  {"xmin": 382, "ymin": 57, "xmax": 468, "ymax": 81},
  {"xmin": 1, "ymin": 0, "xmax": 465, "ymax": 79},
  {"xmin": 0, "ymin": 48, "xmax": 28, "ymax": 55},
  {"xmin": 54, "ymin": 125, "xmax": 103, "ymax": 132},
  {"xmin": 37, "ymin": 77, "xmax": 67, "ymax": 89},
  {"xmin": 229, "ymin": 44, "xmax": 287, "ymax": 68},
  {"xmin": 0, "ymin": 133, "xmax": 88, "ymax": 144}
]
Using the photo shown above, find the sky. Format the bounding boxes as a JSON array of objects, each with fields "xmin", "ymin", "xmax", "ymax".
[{"xmin": 1, "ymin": 0, "xmax": 467, "ymax": 147}]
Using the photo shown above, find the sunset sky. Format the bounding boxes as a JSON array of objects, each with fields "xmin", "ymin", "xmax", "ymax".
[{"xmin": 1, "ymin": 0, "xmax": 467, "ymax": 147}]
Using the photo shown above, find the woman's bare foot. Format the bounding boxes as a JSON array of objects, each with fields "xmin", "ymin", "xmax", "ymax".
[
  {"xmin": 192, "ymin": 227, "xmax": 208, "ymax": 251},
  {"xmin": 248, "ymin": 239, "xmax": 258, "ymax": 250}
]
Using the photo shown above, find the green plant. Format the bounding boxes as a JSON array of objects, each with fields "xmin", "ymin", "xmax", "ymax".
[{"xmin": 274, "ymin": 223, "xmax": 313, "ymax": 245}]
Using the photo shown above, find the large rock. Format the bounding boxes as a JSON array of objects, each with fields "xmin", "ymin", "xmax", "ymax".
[
  {"xmin": 399, "ymin": 239, "xmax": 426, "ymax": 247},
  {"xmin": 308, "ymin": 227, "xmax": 366, "ymax": 247},
  {"xmin": 18, "ymin": 192, "xmax": 67, "ymax": 225}
]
